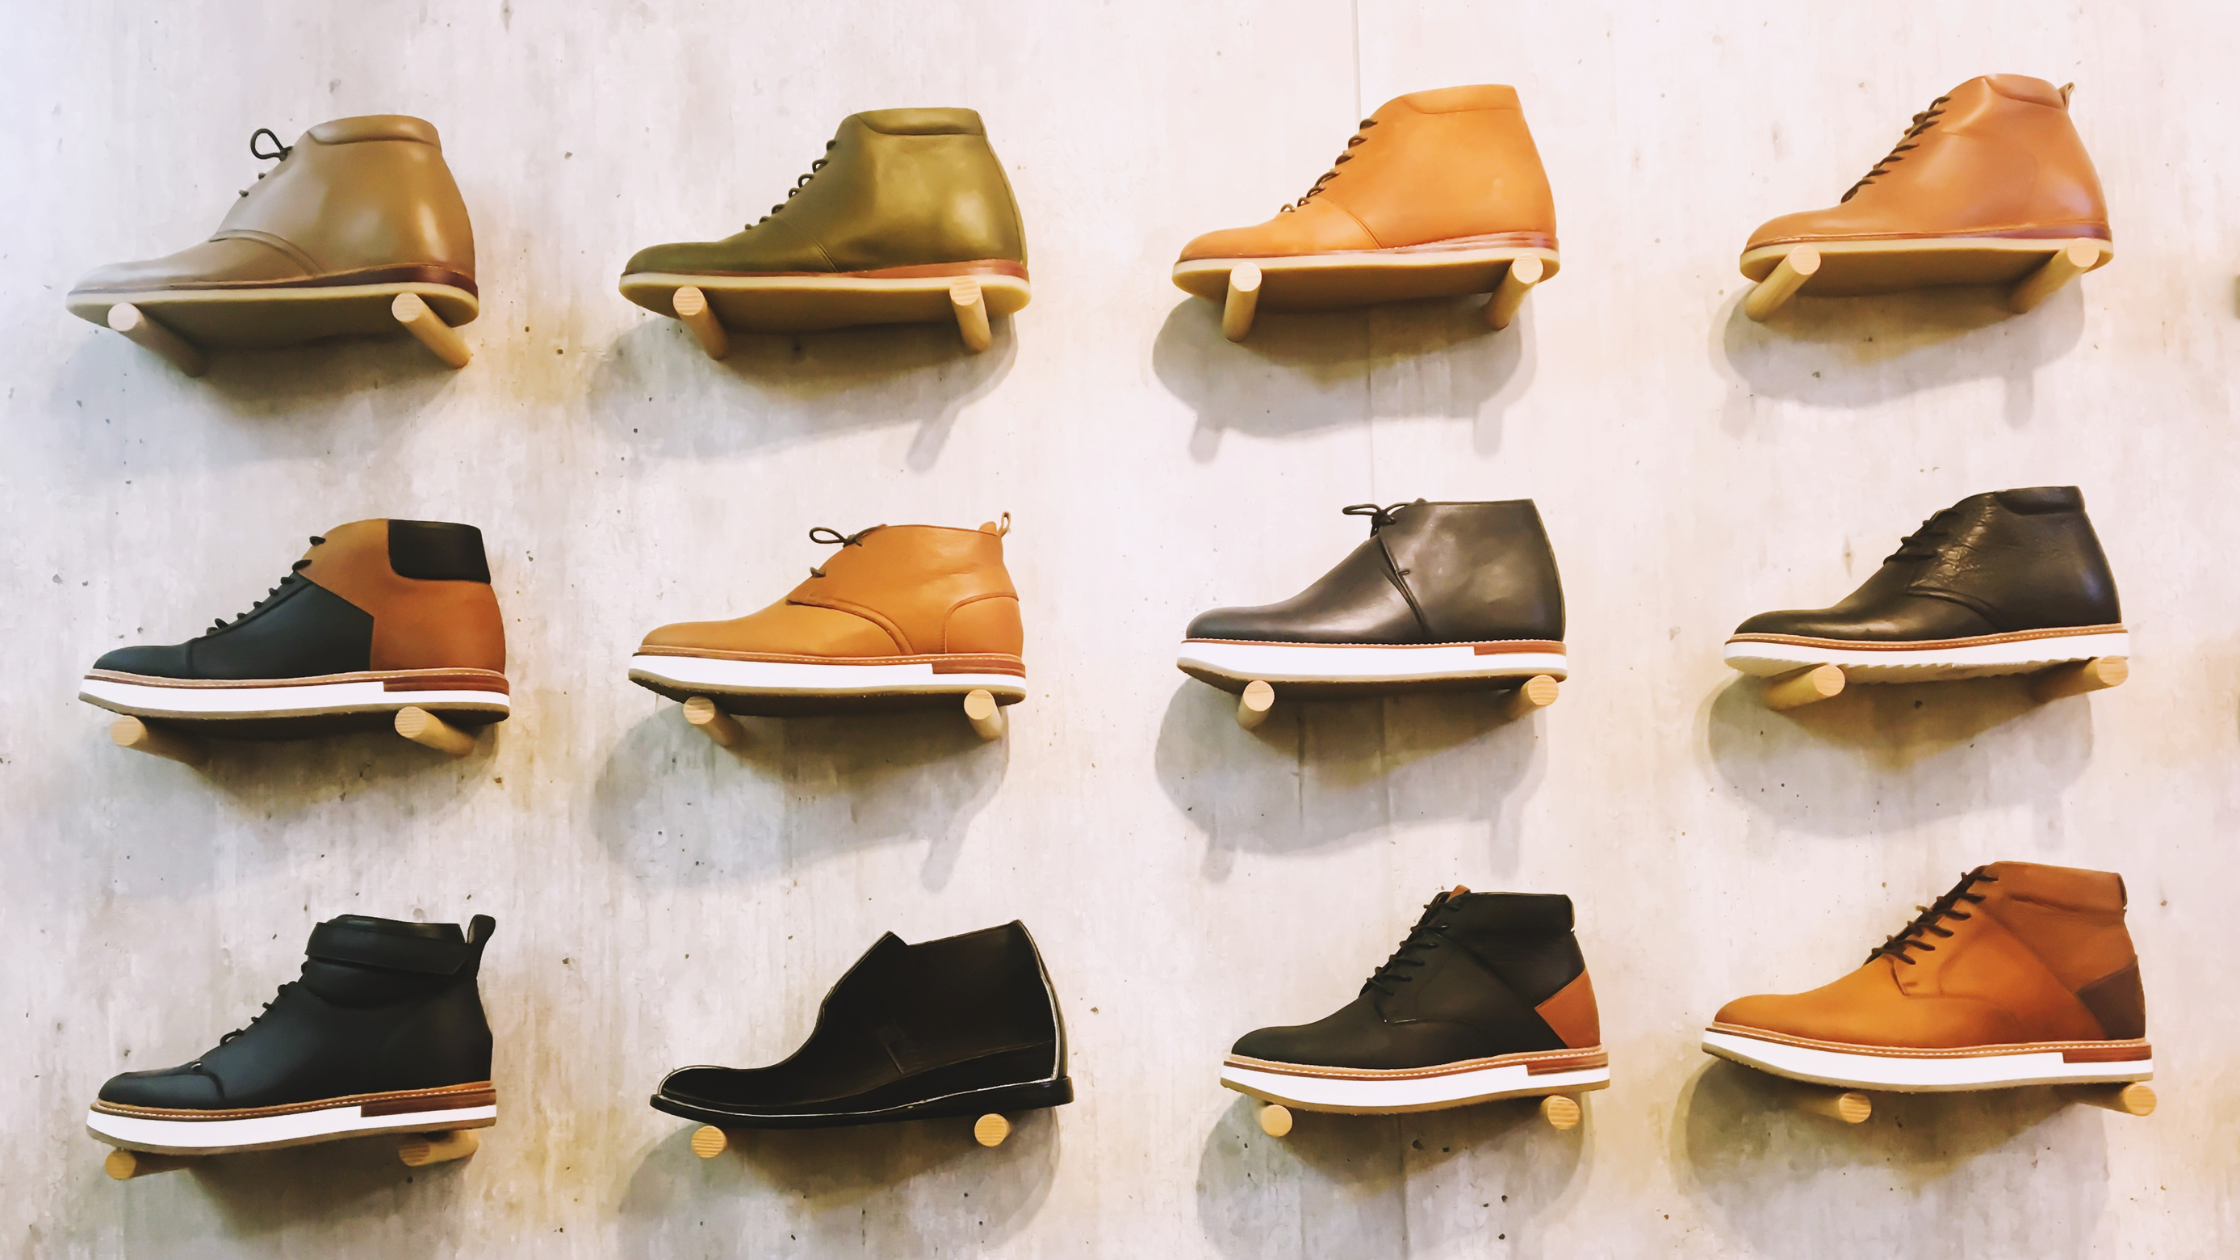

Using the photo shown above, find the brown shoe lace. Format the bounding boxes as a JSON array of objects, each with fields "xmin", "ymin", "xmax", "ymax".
[
  {"xmin": 1341, "ymin": 501, "xmax": 1410, "ymax": 533},
  {"xmin": 239, "ymin": 127, "xmax": 294, "ymax": 198},
  {"xmin": 1279, "ymin": 119, "xmax": 1379, "ymax": 214},
  {"xmin": 804, "ymin": 525, "xmax": 879, "ymax": 578},
  {"xmin": 1840, "ymin": 95, "xmax": 1950, "ymax": 202},
  {"xmin": 1868, "ymin": 868, "xmax": 1999, "ymax": 965},
  {"xmin": 755, "ymin": 141, "xmax": 838, "ymax": 225}
]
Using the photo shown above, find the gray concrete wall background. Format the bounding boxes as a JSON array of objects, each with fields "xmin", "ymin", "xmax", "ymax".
[{"xmin": 3, "ymin": 1, "xmax": 2235, "ymax": 1256}]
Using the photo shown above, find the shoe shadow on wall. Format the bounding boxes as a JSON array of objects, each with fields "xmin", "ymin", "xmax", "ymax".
[
  {"xmin": 1193, "ymin": 1092, "xmax": 1583, "ymax": 1259},
  {"xmin": 617, "ymin": 1111, "xmax": 1056, "ymax": 1254},
  {"xmin": 589, "ymin": 316, "xmax": 1016, "ymax": 469},
  {"xmin": 131, "ymin": 1133, "xmax": 474, "ymax": 1243},
  {"xmin": 1150, "ymin": 295, "xmax": 1532, "ymax": 462},
  {"xmin": 1701, "ymin": 675, "xmax": 2093, "ymax": 840},
  {"xmin": 590, "ymin": 705, "xmax": 1005, "ymax": 890},
  {"xmin": 1710, "ymin": 281, "xmax": 2087, "ymax": 432},
  {"xmin": 1673, "ymin": 1059, "xmax": 2108, "ymax": 1260},
  {"xmin": 1153, "ymin": 681, "xmax": 1548, "ymax": 879}
]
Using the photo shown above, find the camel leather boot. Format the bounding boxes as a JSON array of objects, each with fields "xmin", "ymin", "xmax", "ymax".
[
  {"xmin": 79, "ymin": 520, "xmax": 509, "ymax": 733},
  {"xmin": 628, "ymin": 518, "xmax": 1025, "ymax": 715},
  {"xmin": 619, "ymin": 108, "xmax": 1029, "ymax": 334},
  {"xmin": 1724, "ymin": 486, "xmax": 2125, "ymax": 683},
  {"xmin": 67, "ymin": 116, "xmax": 477, "ymax": 346},
  {"xmin": 1742, "ymin": 76, "xmax": 2111, "ymax": 293},
  {"xmin": 1173, "ymin": 86, "xmax": 1557, "ymax": 312},
  {"xmin": 1220, "ymin": 888, "xmax": 1608, "ymax": 1117},
  {"xmin": 1704, "ymin": 862, "xmax": 2151, "ymax": 1091}
]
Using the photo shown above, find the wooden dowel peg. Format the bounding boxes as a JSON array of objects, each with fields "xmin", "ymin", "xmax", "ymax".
[
  {"xmin": 1235, "ymin": 679, "xmax": 1275, "ymax": 730},
  {"xmin": 671, "ymin": 285, "xmax": 730, "ymax": 360},
  {"xmin": 2061, "ymin": 1082, "xmax": 2156, "ymax": 1116},
  {"xmin": 972, "ymin": 1113, "xmax": 1011, "ymax": 1147},
  {"xmin": 1763, "ymin": 663, "xmax": 1846, "ymax": 711},
  {"xmin": 1222, "ymin": 263, "xmax": 1263, "ymax": 341},
  {"xmin": 950, "ymin": 278, "xmax": 993, "ymax": 352},
  {"xmin": 397, "ymin": 1129, "xmax": 479, "ymax": 1167},
  {"xmin": 1257, "ymin": 1103, "xmax": 1293, "ymax": 1137},
  {"xmin": 394, "ymin": 706, "xmax": 477, "ymax": 756},
  {"xmin": 1485, "ymin": 255, "xmax": 1544, "ymax": 330},
  {"xmin": 1788, "ymin": 1083, "xmax": 1873, "ymax": 1124},
  {"xmin": 689, "ymin": 1125, "xmax": 729, "ymax": 1159},
  {"xmin": 106, "ymin": 303, "xmax": 207, "ymax": 376},
  {"xmin": 1499, "ymin": 674, "xmax": 1560, "ymax": 720},
  {"xmin": 390, "ymin": 293, "xmax": 471, "ymax": 368},
  {"xmin": 1539, "ymin": 1094, "xmax": 1582, "ymax": 1129},
  {"xmin": 110, "ymin": 715, "xmax": 207, "ymax": 767},
  {"xmin": 2029, "ymin": 656, "xmax": 2127, "ymax": 703},
  {"xmin": 104, "ymin": 1149, "xmax": 194, "ymax": 1180},
  {"xmin": 963, "ymin": 689, "xmax": 1007, "ymax": 741},
  {"xmin": 683, "ymin": 695, "xmax": 746, "ymax": 747},
  {"xmin": 1742, "ymin": 245, "xmax": 1821, "ymax": 321},
  {"xmin": 2009, "ymin": 240, "xmax": 2103, "ymax": 314}
]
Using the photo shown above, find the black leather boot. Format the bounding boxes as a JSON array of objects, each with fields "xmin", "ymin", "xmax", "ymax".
[
  {"xmin": 1177, "ymin": 499, "xmax": 1566, "ymax": 692},
  {"xmin": 88, "ymin": 915, "xmax": 498, "ymax": 1155},
  {"xmin": 651, "ymin": 922, "xmax": 1071, "ymax": 1131},
  {"xmin": 1221, "ymin": 889, "xmax": 1607, "ymax": 1114},
  {"xmin": 1725, "ymin": 486, "xmax": 2126, "ymax": 680}
]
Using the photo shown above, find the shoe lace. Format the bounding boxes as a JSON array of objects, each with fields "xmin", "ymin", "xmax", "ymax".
[
  {"xmin": 1840, "ymin": 94, "xmax": 1949, "ymax": 202},
  {"xmin": 239, "ymin": 127, "xmax": 293, "ymax": 198},
  {"xmin": 1362, "ymin": 893, "xmax": 1457, "ymax": 997},
  {"xmin": 213, "ymin": 982, "xmax": 296, "ymax": 1049},
  {"xmin": 1882, "ymin": 509, "xmax": 1958, "ymax": 564},
  {"xmin": 208, "ymin": 536, "xmax": 323, "ymax": 633},
  {"xmin": 1279, "ymin": 119, "xmax": 1378, "ymax": 214},
  {"xmin": 1867, "ymin": 868, "xmax": 1999, "ymax": 966},
  {"xmin": 804, "ymin": 524, "xmax": 878, "ymax": 578},
  {"xmin": 1341, "ymin": 501, "xmax": 1410, "ymax": 534},
  {"xmin": 755, "ymin": 141, "xmax": 838, "ymax": 225}
]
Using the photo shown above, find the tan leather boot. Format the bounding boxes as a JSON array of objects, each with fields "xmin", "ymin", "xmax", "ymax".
[
  {"xmin": 67, "ymin": 116, "xmax": 477, "ymax": 348},
  {"xmin": 1741, "ymin": 76, "xmax": 2111, "ymax": 301},
  {"xmin": 1173, "ymin": 86, "xmax": 1557, "ymax": 322},
  {"xmin": 1702, "ymin": 862, "xmax": 2150, "ymax": 1091},
  {"xmin": 629, "ymin": 519, "xmax": 1025, "ymax": 716}
]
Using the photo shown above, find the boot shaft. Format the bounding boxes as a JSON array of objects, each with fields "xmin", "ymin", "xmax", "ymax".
[
  {"xmin": 1377, "ymin": 890, "xmax": 1600, "ymax": 1050},
  {"xmin": 783, "ymin": 521, "xmax": 1021, "ymax": 657},
  {"xmin": 1377, "ymin": 500, "xmax": 1564, "ymax": 642},
  {"xmin": 1900, "ymin": 487, "xmax": 2120, "ymax": 630},
  {"xmin": 299, "ymin": 519, "xmax": 507, "ymax": 672},
  {"xmin": 1323, "ymin": 87, "xmax": 1556, "ymax": 247},
  {"xmin": 215, "ymin": 115, "xmax": 476, "ymax": 280},
  {"xmin": 1846, "ymin": 75, "xmax": 2107, "ymax": 231},
  {"xmin": 778, "ymin": 108, "xmax": 1027, "ymax": 270},
  {"xmin": 1892, "ymin": 862, "xmax": 2144, "ymax": 1040},
  {"xmin": 819, "ymin": 922, "xmax": 1064, "ymax": 1076}
]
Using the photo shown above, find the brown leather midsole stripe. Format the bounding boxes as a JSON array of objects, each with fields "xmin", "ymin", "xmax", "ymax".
[
  {"xmin": 1225, "ymin": 1046, "xmax": 1606, "ymax": 1081},
  {"xmin": 1526, "ymin": 1051, "xmax": 1611, "ymax": 1075},
  {"xmin": 88, "ymin": 668, "xmax": 509, "ymax": 691},
  {"xmin": 1709, "ymin": 1024, "xmax": 2151, "ymax": 1061},
  {"xmin": 92, "ymin": 1081, "xmax": 497, "ymax": 1122},
  {"xmin": 1752, "ymin": 224, "xmax": 2113, "ymax": 248},
  {"xmin": 2062, "ymin": 1043, "xmax": 2156, "ymax": 1063},
  {"xmin": 362, "ymin": 1088, "xmax": 498, "ymax": 1116},
  {"xmin": 1725, "ymin": 625, "xmax": 2125, "ymax": 652},
  {"xmin": 634, "ymin": 646, "xmax": 1025, "ymax": 674},
  {"xmin": 659, "ymin": 259, "xmax": 1028, "ymax": 282},
  {"xmin": 383, "ymin": 674, "xmax": 512, "ymax": 693},
  {"xmin": 77, "ymin": 265, "xmax": 478, "ymax": 298},
  {"xmin": 1206, "ymin": 231, "xmax": 1557, "ymax": 260},
  {"xmin": 1183, "ymin": 639, "xmax": 1564, "ymax": 653}
]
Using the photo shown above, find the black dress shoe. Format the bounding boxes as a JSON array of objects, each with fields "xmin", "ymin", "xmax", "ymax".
[
  {"xmin": 652, "ymin": 922, "xmax": 1071, "ymax": 1130},
  {"xmin": 1725, "ymin": 486, "xmax": 2126, "ymax": 680},
  {"xmin": 1221, "ymin": 888, "xmax": 1608, "ymax": 1114},
  {"xmin": 1177, "ymin": 499, "xmax": 1565, "ymax": 692},
  {"xmin": 87, "ymin": 915, "xmax": 498, "ymax": 1155}
]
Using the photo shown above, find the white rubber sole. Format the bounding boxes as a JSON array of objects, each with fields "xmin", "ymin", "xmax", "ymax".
[
  {"xmin": 1723, "ymin": 629, "xmax": 2128, "ymax": 682},
  {"xmin": 87, "ymin": 1099, "xmax": 497, "ymax": 1156},
  {"xmin": 1701, "ymin": 1028, "xmax": 2152, "ymax": 1092},
  {"xmin": 1219, "ymin": 1051, "xmax": 1609, "ymax": 1115},
  {"xmin": 628, "ymin": 653, "xmax": 1027, "ymax": 701},
  {"xmin": 79, "ymin": 674, "xmax": 509, "ymax": 721},
  {"xmin": 1178, "ymin": 639, "xmax": 1566, "ymax": 687}
]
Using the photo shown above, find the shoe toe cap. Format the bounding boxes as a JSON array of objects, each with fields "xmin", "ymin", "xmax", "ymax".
[
  {"xmin": 1185, "ymin": 604, "xmax": 1283, "ymax": 641},
  {"xmin": 92, "ymin": 643, "xmax": 195, "ymax": 677},
  {"xmin": 1229, "ymin": 1023, "xmax": 1318, "ymax": 1064},
  {"xmin": 98, "ymin": 1066, "xmax": 224, "ymax": 1110},
  {"xmin": 1730, "ymin": 608, "xmax": 1839, "ymax": 638}
]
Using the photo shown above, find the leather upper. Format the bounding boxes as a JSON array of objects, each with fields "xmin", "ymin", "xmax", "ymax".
[
  {"xmin": 1178, "ymin": 86, "xmax": 1556, "ymax": 261},
  {"xmin": 1744, "ymin": 76, "xmax": 2110, "ymax": 260},
  {"xmin": 1731, "ymin": 487, "xmax": 2120, "ymax": 642},
  {"xmin": 621, "ymin": 108, "xmax": 1028, "ymax": 281},
  {"xmin": 1187, "ymin": 500, "xmax": 1563, "ymax": 645}
]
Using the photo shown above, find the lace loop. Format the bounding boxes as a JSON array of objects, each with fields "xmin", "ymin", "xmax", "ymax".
[
  {"xmin": 1883, "ymin": 509, "xmax": 1959, "ymax": 564},
  {"xmin": 217, "ymin": 983, "xmax": 294, "ymax": 1046},
  {"xmin": 806, "ymin": 525, "xmax": 878, "ymax": 577},
  {"xmin": 1364, "ymin": 893, "xmax": 1458, "ymax": 997},
  {"xmin": 756, "ymin": 140, "xmax": 840, "ymax": 224},
  {"xmin": 208, "ymin": 537, "xmax": 323, "ymax": 633},
  {"xmin": 1342, "ymin": 502, "xmax": 1410, "ymax": 533},
  {"xmin": 249, "ymin": 127, "xmax": 293, "ymax": 162},
  {"xmin": 1868, "ymin": 869, "xmax": 1999, "ymax": 966},
  {"xmin": 1280, "ymin": 118, "xmax": 1378, "ymax": 213},
  {"xmin": 1841, "ymin": 95, "xmax": 1949, "ymax": 202}
]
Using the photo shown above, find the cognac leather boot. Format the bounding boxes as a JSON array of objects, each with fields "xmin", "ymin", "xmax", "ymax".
[
  {"xmin": 1741, "ymin": 76, "xmax": 2111, "ymax": 295},
  {"xmin": 79, "ymin": 520, "xmax": 509, "ymax": 733},
  {"xmin": 1724, "ymin": 487, "xmax": 2125, "ymax": 681},
  {"xmin": 88, "ymin": 914, "xmax": 498, "ymax": 1155},
  {"xmin": 68, "ymin": 116, "xmax": 477, "ymax": 347},
  {"xmin": 651, "ymin": 922, "xmax": 1071, "ymax": 1131},
  {"xmin": 1173, "ymin": 86, "xmax": 1557, "ymax": 312},
  {"xmin": 619, "ymin": 108, "xmax": 1029, "ymax": 333},
  {"xmin": 1704, "ymin": 863, "xmax": 2150, "ymax": 1091},
  {"xmin": 629, "ymin": 518, "xmax": 1024, "ymax": 716},
  {"xmin": 1222, "ymin": 889, "xmax": 1607, "ymax": 1115},
  {"xmin": 1178, "ymin": 500, "xmax": 1565, "ymax": 693}
]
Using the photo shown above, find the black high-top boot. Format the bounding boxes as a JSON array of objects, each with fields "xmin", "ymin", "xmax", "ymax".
[
  {"xmin": 1177, "ymin": 499, "xmax": 1566, "ymax": 693},
  {"xmin": 1221, "ymin": 889, "xmax": 1608, "ymax": 1115},
  {"xmin": 87, "ymin": 915, "xmax": 497, "ymax": 1155},
  {"xmin": 1725, "ymin": 486, "xmax": 2126, "ymax": 681},
  {"xmin": 652, "ymin": 922, "xmax": 1071, "ymax": 1131}
]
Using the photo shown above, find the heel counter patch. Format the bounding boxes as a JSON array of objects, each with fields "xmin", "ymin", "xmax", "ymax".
[
  {"xmin": 389, "ymin": 520, "xmax": 491, "ymax": 582},
  {"xmin": 2077, "ymin": 959, "xmax": 2146, "ymax": 1040},
  {"xmin": 1533, "ymin": 969, "xmax": 1601, "ymax": 1049}
]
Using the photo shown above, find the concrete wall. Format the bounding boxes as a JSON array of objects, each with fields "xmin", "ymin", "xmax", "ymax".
[{"xmin": 5, "ymin": 2, "xmax": 2235, "ymax": 1256}]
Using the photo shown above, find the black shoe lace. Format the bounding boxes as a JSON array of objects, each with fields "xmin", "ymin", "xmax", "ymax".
[
  {"xmin": 239, "ymin": 127, "xmax": 293, "ymax": 198},
  {"xmin": 1867, "ymin": 869, "xmax": 1999, "ymax": 966},
  {"xmin": 209, "ymin": 535, "xmax": 322, "ymax": 632},
  {"xmin": 213, "ymin": 983, "xmax": 295, "ymax": 1049},
  {"xmin": 1279, "ymin": 119, "xmax": 1378, "ymax": 214},
  {"xmin": 1362, "ymin": 893, "xmax": 1457, "ymax": 997},
  {"xmin": 1841, "ymin": 95, "xmax": 1949, "ymax": 202},
  {"xmin": 1342, "ymin": 502, "xmax": 1410, "ymax": 534},
  {"xmin": 755, "ymin": 141, "xmax": 838, "ymax": 225},
  {"xmin": 1882, "ymin": 509, "xmax": 1958, "ymax": 563},
  {"xmin": 804, "ymin": 524, "xmax": 878, "ymax": 578}
]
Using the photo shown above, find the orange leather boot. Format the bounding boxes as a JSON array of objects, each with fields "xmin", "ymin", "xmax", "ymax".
[
  {"xmin": 1173, "ymin": 86, "xmax": 1557, "ymax": 334},
  {"xmin": 1741, "ymin": 76, "xmax": 2111, "ymax": 312},
  {"xmin": 1702, "ymin": 862, "xmax": 2150, "ymax": 1091},
  {"xmin": 629, "ymin": 518, "xmax": 1025, "ymax": 716}
]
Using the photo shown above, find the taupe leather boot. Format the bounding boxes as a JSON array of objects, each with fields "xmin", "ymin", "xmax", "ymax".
[{"xmin": 68, "ymin": 117, "xmax": 477, "ymax": 350}]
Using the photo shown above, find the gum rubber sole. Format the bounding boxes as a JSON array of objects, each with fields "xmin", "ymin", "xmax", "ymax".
[
  {"xmin": 88, "ymin": 1084, "xmax": 497, "ymax": 1156},
  {"xmin": 650, "ymin": 1076, "xmax": 1073, "ymax": 1131},
  {"xmin": 1177, "ymin": 638, "xmax": 1566, "ymax": 695},
  {"xmin": 1738, "ymin": 235, "xmax": 2112, "ymax": 297},
  {"xmin": 1722, "ymin": 627, "xmax": 2127, "ymax": 682},
  {"xmin": 1219, "ymin": 1049, "xmax": 1610, "ymax": 1115},
  {"xmin": 66, "ymin": 283, "xmax": 477, "ymax": 350},
  {"xmin": 80, "ymin": 669, "xmax": 509, "ymax": 731},
  {"xmin": 619, "ymin": 266, "xmax": 1030, "ymax": 333},
  {"xmin": 1702, "ymin": 1027, "xmax": 2151, "ymax": 1092},
  {"xmin": 1172, "ymin": 243, "xmax": 1559, "ymax": 311},
  {"xmin": 628, "ymin": 652, "xmax": 1026, "ymax": 717}
]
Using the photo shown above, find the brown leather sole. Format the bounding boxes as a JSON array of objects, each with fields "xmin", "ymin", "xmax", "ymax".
[
  {"xmin": 1738, "ymin": 232, "xmax": 2113, "ymax": 294},
  {"xmin": 619, "ymin": 263, "xmax": 1030, "ymax": 331},
  {"xmin": 65, "ymin": 278, "xmax": 477, "ymax": 349},
  {"xmin": 1173, "ymin": 237, "xmax": 1558, "ymax": 310}
]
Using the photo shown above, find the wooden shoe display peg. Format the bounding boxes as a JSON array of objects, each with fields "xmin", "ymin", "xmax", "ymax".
[
  {"xmin": 1218, "ymin": 254, "xmax": 1546, "ymax": 342},
  {"xmin": 1759, "ymin": 657, "xmax": 2126, "ymax": 712},
  {"xmin": 688, "ymin": 1115, "xmax": 1012, "ymax": 1159},
  {"xmin": 1233, "ymin": 674, "xmax": 1558, "ymax": 729},
  {"xmin": 103, "ymin": 1129, "xmax": 479, "ymax": 1180},
  {"xmin": 109, "ymin": 716, "xmax": 207, "ymax": 768},
  {"xmin": 394, "ymin": 706, "xmax": 480, "ymax": 755},
  {"xmin": 1255, "ymin": 1092, "xmax": 1580, "ymax": 1137},
  {"xmin": 1779, "ymin": 1081, "xmax": 2152, "ymax": 1124},
  {"xmin": 659, "ymin": 276, "xmax": 1001, "ymax": 360},
  {"xmin": 100, "ymin": 294, "xmax": 471, "ymax": 375},
  {"xmin": 1742, "ymin": 239, "xmax": 2107, "ymax": 321}
]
